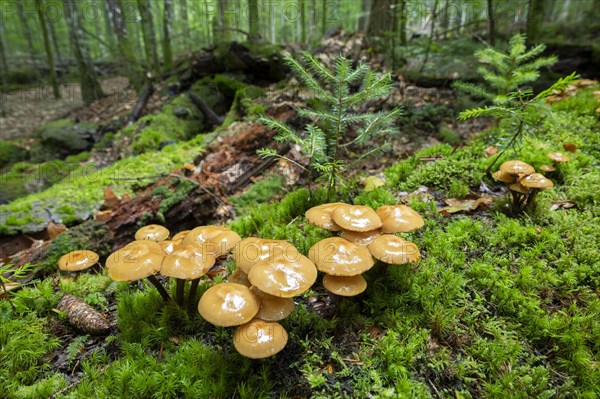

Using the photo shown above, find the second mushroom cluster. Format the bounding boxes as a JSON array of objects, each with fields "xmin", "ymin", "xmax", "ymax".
[
  {"xmin": 492, "ymin": 160, "xmax": 554, "ymax": 213},
  {"xmin": 305, "ymin": 202, "xmax": 424, "ymax": 297}
]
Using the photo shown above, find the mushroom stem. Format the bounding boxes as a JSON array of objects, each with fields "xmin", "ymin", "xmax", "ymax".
[
  {"xmin": 525, "ymin": 189, "xmax": 540, "ymax": 209},
  {"xmin": 176, "ymin": 279, "xmax": 186, "ymax": 306},
  {"xmin": 147, "ymin": 275, "xmax": 171, "ymax": 302},
  {"xmin": 509, "ymin": 190, "xmax": 522, "ymax": 214},
  {"xmin": 188, "ymin": 279, "xmax": 200, "ymax": 311}
]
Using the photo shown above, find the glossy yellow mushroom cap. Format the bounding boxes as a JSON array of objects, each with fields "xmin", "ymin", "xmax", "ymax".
[
  {"xmin": 519, "ymin": 173, "xmax": 554, "ymax": 190},
  {"xmin": 248, "ymin": 254, "xmax": 317, "ymax": 297},
  {"xmin": 322, "ymin": 274, "xmax": 367, "ymax": 297},
  {"xmin": 546, "ymin": 152, "xmax": 570, "ymax": 163},
  {"xmin": 308, "ymin": 237, "xmax": 374, "ymax": 276},
  {"xmin": 233, "ymin": 238, "xmax": 300, "ymax": 274},
  {"xmin": 58, "ymin": 250, "xmax": 99, "ymax": 271},
  {"xmin": 368, "ymin": 235, "xmax": 420, "ymax": 264},
  {"xmin": 339, "ymin": 229, "xmax": 381, "ymax": 247},
  {"xmin": 331, "ymin": 204, "xmax": 383, "ymax": 232},
  {"xmin": 106, "ymin": 243, "xmax": 164, "ymax": 281},
  {"xmin": 134, "ymin": 224, "xmax": 170, "ymax": 241},
  {"xmin": 251, "ymin": 287, "xmax": 295, "ymax": 321},
  {"xmin": 492, "ymin": 170, "xmax": 517, "ymax": 183},
  {"xmin": 305, "ymin": 202, "xmax": 346, "ymax": 231},
  {"xmin": 160, "ymin": 244, "xmax": 216, "ymax": 280},
  {"xmin": 376, "ymin": 205, "xmax": 424, "ymax": 233},
  {"xmin": 233, "ymin": 319, "xmax": 288, "ymax": 359},
  {"xmin": 197, "ymin": 283, "xmax": 260, "ymax": 327},
  {"xmin": 499, "ymin": 160, "xmax": 535, "ymax": 176}
]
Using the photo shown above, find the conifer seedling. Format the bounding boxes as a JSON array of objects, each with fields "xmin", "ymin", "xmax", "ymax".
[{"xmin": 258, "ymin": 52, "xmax": 401, "ymax": 199}]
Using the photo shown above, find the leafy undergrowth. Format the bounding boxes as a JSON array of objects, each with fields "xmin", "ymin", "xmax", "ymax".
[{"xmin": 1, "ymin": 87, "xmax": 599, "ymax": 399}]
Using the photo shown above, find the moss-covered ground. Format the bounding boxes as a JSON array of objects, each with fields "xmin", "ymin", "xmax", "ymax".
[{"xmin": 1, "ymin": 86, "xmax": 599, "ymax": 398}]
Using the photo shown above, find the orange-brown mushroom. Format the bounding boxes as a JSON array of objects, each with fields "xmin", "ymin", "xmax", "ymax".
[
  {"xmin": 376, "ymin": 205, "xmax": 424, "ymax": 233},
  {"xmin": 368, "ymin": 235, "xmax": 420, "ymax": 264},
  {"xmin": 198, "ymin": 282, "xmax": 260, "ymax": 327},
  {"xmin": 305, "ymin": 202, "xmax": 345, "ymax": 231},
  {"xmin": 322, "ymin": 274, "xmax": 367, "ymax": 297},
  {"xmin": 58, "ymin": 250, "xmax": 99, "ymax": 272},
  {"xmin": 233, "ymin": 238, "xmax": 300, "ymax": 274},
  {"xmin": 339, "ymin": 229, "xmax": 381, "ymax": 247},
  {"xmin": 308, "ymin": 237, "xmax": 374, "ymax": 276},
  {"xmin": 233, "ymin": 319, "xmax": 288, "ymax": 359},
  {"xmin": 499, "ymin": 160, "xmax": 535, "ymax": 176},
  {"xmin": 135, "ymin": 224, "xmax": 170, "ymax": 241},
  {"xmin": 331, "ymin": 204, "xmax": 382, "ymax": 232},
  {"xmin": 251, "ymin": 287, "xmax": 295, "ymax": 321},
  {"xmin": 248, "ymin": 254, "xmax": 317, "ymax": 298}
]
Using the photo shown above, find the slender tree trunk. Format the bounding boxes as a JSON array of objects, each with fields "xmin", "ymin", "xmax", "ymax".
[
  {"xmin": 488, "ymin": 0, "xmax": 496, "ymax": 46},
  {"xmin": 358, "ymin": 0, "xmax": 371, "ymax": 31},
  {"xmin": 248, "ymin": 0, "xmax": 259, "ymax": 40},
  {"xmin": 321, "ymin": 0, "xmax": 327, "ymax": 35},
  {"xmin": 62, "ymin": 0, "xmax": 104, "ymax": 104},
  {"xmin": 0, "ymin": 24, "xmax": 7, "ymax": 117},
  {"xmin": 179, "ymin": 0, "xmax": 190, "ymax": 51},
  {"xmin": 17, "ymin": 2, "xmax": 38, "ymax": 68},
  {"xmin": 35, "ymin": 0, "xmax": 60, "ymax": 99},
  {"xmin": 137, "ymin": 0, "xmax": 160, "ymax": 73},
  {"xmin": 526, "ymin": 0, "xmax": 545, "ymax": 44},
  {"xmin": 419, "ymin": 0, "xmax": 438, "ymax": 73},
  {"xmin": 163, "ymin": 0, "xmax": 173, "ymax": 70},
  {"xmin": 47, "ymin": 16, "xmax": 63, "ymax": 66},
  {"xmin": 103, "ymin": 0, "xmax": 117, "ymax": 55},
  {"xmin": 398, "ymin": 0, "xmax": 407, "ymax": 45},
  {"xmin": 108, "ymin": 0, "xmax": 145, "ymax": 91},
  {"xmin": 367, "ymin": 0, "xmax": 395, "ymax": 39},
  {"xmin": 300, "ymin": 0, "xmax": 306, "ymax": 42}
]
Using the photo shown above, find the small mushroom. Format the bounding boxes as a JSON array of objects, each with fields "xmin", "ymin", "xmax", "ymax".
[
  {"xmin": 182, "ymin": 226, "xmax": 230, "ymax": 247},
  {"xmin": 198, "ymin": 282, "xmax": 260, "ymax": 327},
  {"xmin": 339, "ymin": 229, "xmax": 381, "ymax": 247},
  {"xmin": 58, "ymin": 250, "xmax": 100, "ymax": 272},
  {"xmin": 546, "ymin": 152, "xmax": 570, "ymax": 164},
  {"xmin": 229, "ymin": 268, "xmax": 251, "ymax": 287},
  {"xmin": 233, "ymin": 318, "xmax": 288, "ymax": 359},
  {"xmin": 331, "ymin": 205, "xmax": 382, "ymax": 232},
  {"xmin": 233, "ymin": 238, "xmax": 300, "ymax": 274},
  {"xmin": 305, "ymin": 202, "xmax": 346, "ymax": 231},
  {"xmin": 158, "ymin": 240, "xmax": 178, "ymax": 255},
  {"xmin": 251, "ymin": 287, "xmax": 295, "ymax": 321},
  {"xmin": 376, "ymin": 205, "xmax": 424, "ymax": 233},
  {"xmin": 520, "ymin": 173, "xmax": 554, "ymax": 208},
  {"xmin": 248, "ymin": 254, "xmax": 317, "ymax": 297},
  {"xmin": 135, "ymin": 224, "xmax": 170, "ymax": 241},
  {"xmin": 539, "ymin": 165, "xmax": 556, "ymax": 173},
  {"xmin": 368, "ymin": 235, "xmax": 420, "ymax": 264},
  {"xmin": 161, "ymin": 244, "xmax": 216, "ymax": 306},
  {"xmin": 322, "ymin": 274, "xmax": 367, "ymax": 297},
  {"xmin": 106, "ymin": 242, "xmax": 169, "ymax": 302},
  {"xmin": 204, "ymin": 229, "xmax": 242, "ymax": 257},
  {"xmin": 491, "ymin": 170, "xmax": 517, "ymax": 184},
  {"xmin": 308, "ymin": 237, "xmax": 374, "ymax": 276},
  {"xmin": 172, "ymin": 230, "xmax": 190, "ymax": 241},
  {"xmin": 499, "ymin": 160, "xmax": 535, "ymax": 176}
]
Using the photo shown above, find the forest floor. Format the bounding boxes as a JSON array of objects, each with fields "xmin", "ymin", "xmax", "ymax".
[{"xmin": 1, "ymin": 33, "xmax": 599, "ymax": 399}]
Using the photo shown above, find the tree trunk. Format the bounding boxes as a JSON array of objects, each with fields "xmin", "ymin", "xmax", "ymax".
[
  {"xmin": 162, "ymin": 0, "xmax": 173, "ymax": 70},
  {"xmin": 0, "ymin": 24, "xmax": 7, "ymax": 117},
  {"xmin": 179, "ymin": 0, "xmax": 190, "ymax": 51},
  {"xmin": 358, "ymin": 0, "xmax": 371, "ymax": 31},
  {"xmin": 108, "ymin": 0, "xmax": 145, "ymax": 91},
  {"xmin": 103, "ymin": 0, "xmax": 117, "ymax": 56},
  {"xmin": 248, "ymin": 0, "xmax": 260, "ymax": 41},
  {"xmin": 419, "ymin": 0, "xmax": 438, "ymax": 73},
  {"xmin": 321, "ymin": 0, "xmax": 327, "ymax": 36},
  {"xmin": 488, "ymin": 0, "xmax": 496, "ymax": 46},
  {"xmin": 367, "ymin": 0, "xmax": 395, "ymax": 39},
  {"xmin": 137, "ymin": 0, "xmax": 160, "ymax": 73},
  {"xmin": 300, "ymin": 0, "xmax": 307, "ymax": 42},
  {"xmin": 35, "ymin": 0, "xmax": 60, "ymax": 99},
  {"xmin": 62, "ymin": 0, "xmax": 104, "ymax": 105},
  {"xmin": 526, "ymin": 0, "xmax": 545, "ymax": 44},
  {"xmin": 213, "ymin": 0, "xmax": 235, "ymax": 44},
  {"xmin": 398, "ymin": 0, "xmax": 407, "ymax": 45},
  {"xmin": 17, "ymin": 2, "xmax": 38, "ymax": 69},
  {"xmin": 47, "ymin": 15, "xmax": 63, "ymax": 66}
]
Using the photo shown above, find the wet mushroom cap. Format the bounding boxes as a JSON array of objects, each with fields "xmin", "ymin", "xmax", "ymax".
[
  {"xmin": 369, "ymin": 235, "xmax": 420, "ymax": 264},
  {"xmin": 508, "ymin": 182, "xmax": 531, "ymax": 194},
  {"xmin": 106, "ymin": 244, "xmax": 164, "ymax": 281},
  {"xmin": 182, "ymin": 226, "xmax": 230, "ymax": 247},
  {"xmin": 204, "ymin": 230, "xmax": 242, "ymax": 257},
  {"xmin": 172, "ymin": 230, "xmax": 190, "ymax": 241},
  {"xmin": 248, "ymin": 254, "xmax": 317, "ymax": 297},
  {"xmin": 546, "ymin": 152, "xmax": 570, "ymax": 163},
  {"xmin": 520, "ymin": 173, "xmax": 554, "ymax": 190},
  {"xmin": 229, "ymin": 268, "xmax": 251, "ymax": 287},
  {"xmin": 332, "ymin": 205, "xmax": 382, "ymax": 232},
  {"xmin": 251, "ymin": 287, "xmax": 295, "ymax": 321},
  {"xmin": 197, "ymin": 282, "xmax": 260, "ymax": 327},
  {"xmin": 159, "ymin": 240, "xmax": 178, "ymax": 255},
  {"xmin": 308, "ymin": 237, "xmax": 374, "ymax": 276},
  {"xmin": 499, "ymin": 160, "xmax": 535, "ymax": 176},
  {"xmin": 492, "ymin": 170, "xmax": 517, "ymax": 183},
  {"xmin": 305, "ymin": 202, "xmax": 346, "ymax": 231},
  {"xmin": 339, "ymin": 229, "xmax": 381, "ymax": 247},
  {"xmin": 233, "ymin": 319, "xmax": 288, "ymax": 359},
  {"xmin": 58, "ymin": 250, "xmax": 99, "ymax": 272},
  {"xmin": 322, "ymin": 274, "xmax": 367, "ymax": 297},
  {"xmin": 134, "ymin": 224, "xmax": 170, "ymax": 241},
  {"xmin": 540, "ymin": 165, "xmax": 556, "ymax": 172},
  {"xmin": 160, "ymin": 244, "xmax": 216, "ymax": 280},
  {"xmin": 376, "ymin": 205, "xmax": 425, "ymax": 233},
  {"xmin": 125, "ymin": 240, "xmax": 164, "ymax": 255},
  {"xmin": 234, "ymin": 238, "xmax": 300, "ymax": 274}
]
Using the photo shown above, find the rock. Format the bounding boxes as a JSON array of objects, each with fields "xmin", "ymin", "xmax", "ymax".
[{"xmin": 34, "ymin": 119, "xmax": 98, "ymax": 159}]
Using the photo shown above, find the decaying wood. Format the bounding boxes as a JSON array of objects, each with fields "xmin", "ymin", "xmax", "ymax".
[
  {"xmin": 128, "ymin": 82, "xmax": 154, "ymax": 123},
  {"xmin": 188, "ymin": 92, "xmax": 224, "ymax": 126},
  {"xmin": 56, "ymin": 294, "xmax": 111, "ymax": 335}
]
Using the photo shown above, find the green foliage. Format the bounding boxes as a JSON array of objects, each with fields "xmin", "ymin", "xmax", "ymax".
[
  {"xmin": 258, "ymin": 52, "xmax": 401, "ymax": 197},
  {"xmin": 228, "ymin": 174, "xmax": 285, "ymax": 209},
  {"xmin": 0, "ymin": 141, "xmax": 28, "ymax": 169}
]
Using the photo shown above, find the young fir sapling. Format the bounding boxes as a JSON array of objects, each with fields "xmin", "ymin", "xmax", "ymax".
[
  {"xmin": 454, "ymin": 34, "xmax": 578, "ymax": 172},
  {"xmin": 258, "ymin": 52, "xmax": 401, "ymax": 198}
]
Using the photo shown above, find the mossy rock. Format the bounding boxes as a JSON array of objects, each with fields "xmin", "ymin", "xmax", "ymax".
[
  {"xmin": 33, "ymin": 119, "xmax": 98, "ymax": 160},
  {"xmin": 0, "ymin": 141, "xmax": 29, "ymax": 169}
]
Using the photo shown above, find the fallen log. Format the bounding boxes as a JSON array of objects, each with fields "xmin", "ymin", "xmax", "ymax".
[
  {"xmin": 188, "ymin": 92, "xmax": 224, "ymax": 126},
  {"xmin": 128, "ymin": 82, "xmax": 154, "ymax": 123}
]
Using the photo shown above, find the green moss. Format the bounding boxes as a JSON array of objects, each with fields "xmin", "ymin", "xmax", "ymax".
[
  {"xmin": 0, "ymin": 140, "xmax": 204, "ymax": 235},
  {"xmin": 228, "ymin": 174, "xmax": 285, "ymax": 209},
  {"xmin": 0, "ymin": 141, "xmax": 28, "ymax": 169},
  {"xmin": 551, "ymin": 87, "xmax": 600, "ymax": 117}
]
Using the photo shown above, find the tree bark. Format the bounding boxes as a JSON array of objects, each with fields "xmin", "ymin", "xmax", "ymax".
[
  {"xmin": 179, "ymin": 0, "xmax": 190, "ymax": 51},
  {"xmin": 162, "ymin": 0, "xmax": 174, "ymax": 70},
  {"xmin": 17, "ymin": 2, "xmax": 38, "ymax": 69},
  {"xmin": 526, "ymin": 0, "xmax": 545, "ymax": 44},
  {"xmin": 419, "ymin": 0, "xmax": 438, "ymax": 73},
  {"xmin": 398, "ymin": 0, "xmax": 407, "ymax": 45},
  {"xmin": 103, "ymin": 0, "xmax": 117, "ymax": 56},
  {"xmin": 47, "ymin": 15, "xmax": 63, "ymax": 65},
  {"xmin": 488, "ymin": 0, "xmax": 496, "ymax": 46},
  {"xmin": 35, "ymin": 0, "xmax": 60, "ymax": 99},
  {"xmin": 358, "ymin": 0, "xmax": 371, "ymax": 32},
  {"xmin": 367, "ymin": 0, "xmax": 395, "ymax": 38},
  {"xmin": 108, "ymin": 0, "xmax": 145, "ymax": 91},
  {"xmin": 0, "ymin": 24, "xmax": 6, "ymax": 117},
  {"xmin": 300, "ymin": 0, "xmax": 307, "ymax": 42},
  {"xmin": 137, "ymin": 0, "xmax": 160, "ymax": 73},
  {"xmin": 248, "ymin": 0, "xmax": 260, "ymax": 41},
  {"xmin": 62, "ymin": 0, "xmax": 104, "ymax": 105},
  {"xmin": 321, "ymin": 0, "xmax": 327, "ymax": 35}
]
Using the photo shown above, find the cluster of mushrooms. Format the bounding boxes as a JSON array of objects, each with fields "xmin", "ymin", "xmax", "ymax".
[
  {"xmin": 492, "ymin": 160, "xmax": 555, "ymax": 212},
  {"xmin": 56, "ymin": 201, "xmax": 425, "ymax": 359},
  {"xmin": 305, "ymin": 203, "xmax": 424, "ymax": 297}
]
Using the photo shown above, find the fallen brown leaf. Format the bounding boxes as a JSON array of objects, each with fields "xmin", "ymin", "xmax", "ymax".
[
  {"xmin": 485, "ymin": 146, "xmax": 499, "ymax": 158},
  {"xmin": 439, "ymin": 196, "xmax": 494, "ymax": 214},
  {"xmin": 550, "ymin": 201, "xmax": 576, "ymax": 211},
  {"xmin": 562, "ymin": 143, "xmax": 577, "ymax": 153}
]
